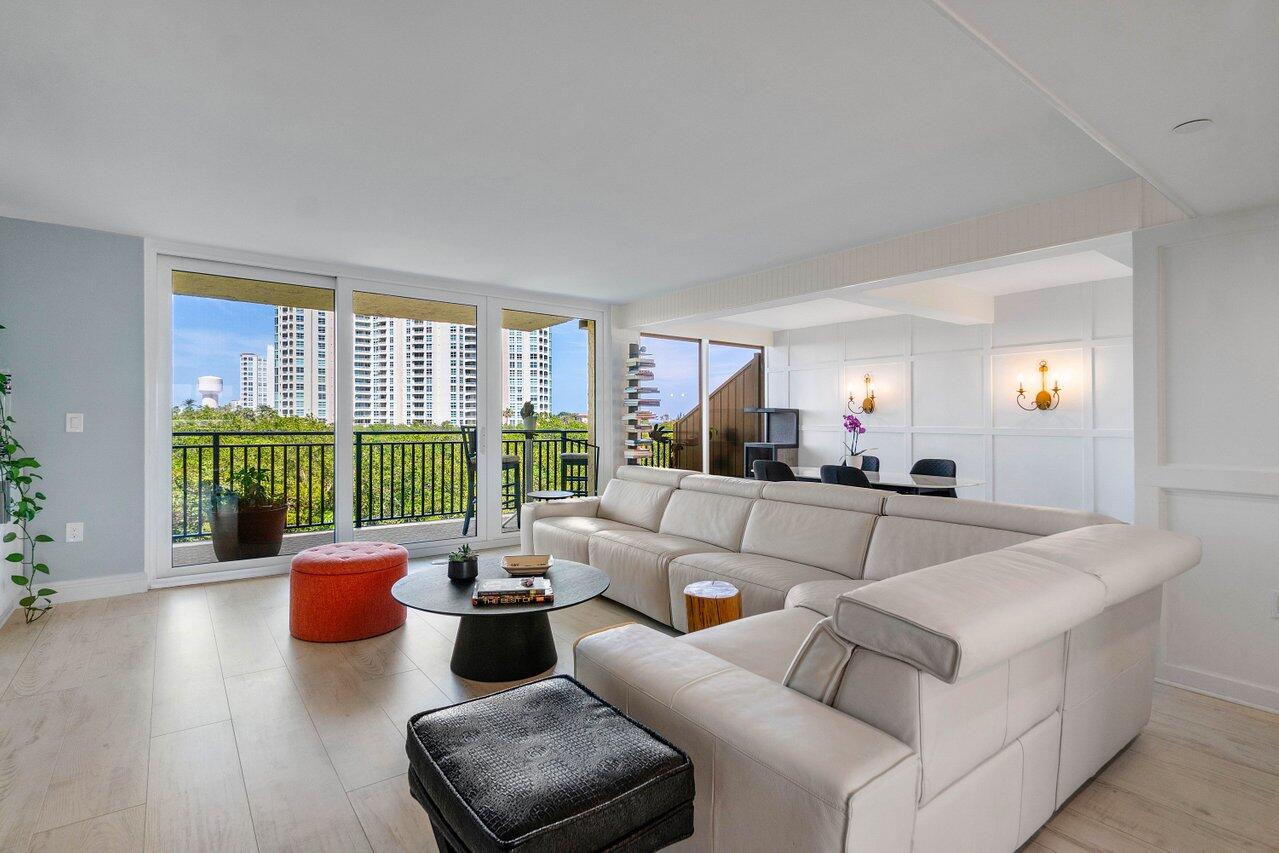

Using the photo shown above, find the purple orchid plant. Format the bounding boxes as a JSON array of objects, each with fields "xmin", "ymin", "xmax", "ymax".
[{"xmin": 842, "ymin": 413, "xmax": 867, "ymax": 458}]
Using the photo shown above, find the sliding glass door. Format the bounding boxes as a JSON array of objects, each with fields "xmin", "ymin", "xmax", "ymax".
[
  {"xmin": 498, "ymin": 307, "xmax": 597, "ymax": 517},
  {"xmin": 157, "ymin": 255, "xmax": 604, "ymax": 579},
  {"xmin": 166, "ymin": 260, "xmax": 337, "ymax": 577},
  {"xmin": 350, "ymin": 290, "xmax": 482, "ymax": 546}
]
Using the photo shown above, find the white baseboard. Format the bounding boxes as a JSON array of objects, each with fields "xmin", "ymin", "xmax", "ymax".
[
  {"xmin": 150, "ymin": 563, "xmax": 288, "ymax": 588},
  {"xmin": 1157, "ymin": 662, "xmax": 1279, "ymax": 714},
  {"xmin": 4, "ymin": 571, "xmax": 150, "ymax": 623}
]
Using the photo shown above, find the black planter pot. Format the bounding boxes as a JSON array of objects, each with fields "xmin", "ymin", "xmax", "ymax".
[
  {"xmin": 210, "ymin": 496, "xmax": 287, "ymax": 562},
  {"xmin": 448, "ymin": 557, "xmax": 479, "ymax": 581}
]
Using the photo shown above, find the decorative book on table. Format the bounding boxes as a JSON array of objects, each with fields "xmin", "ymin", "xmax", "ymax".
[{"xmin": 472, "ymin": 577, "xmax": 554, "ymax": 606}]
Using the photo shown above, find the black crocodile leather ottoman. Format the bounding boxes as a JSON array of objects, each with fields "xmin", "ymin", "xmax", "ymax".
[{"xmin": 405, "ymin": 675, "xmax": 694, "ymax": 852}]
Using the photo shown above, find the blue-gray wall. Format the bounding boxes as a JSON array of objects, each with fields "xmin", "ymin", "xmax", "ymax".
[{"xmin": 0, "ymin": 216, "xmax": 144, "ymax": 586}]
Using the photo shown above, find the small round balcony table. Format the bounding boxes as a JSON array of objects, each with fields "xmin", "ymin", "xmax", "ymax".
[
  {"xmin": 526, "ymin": 489, "xmax": 575, "ymax": 501},
  {"xmin": 391, "ymin": 556, "xmax": 609, "ymax": 682}
]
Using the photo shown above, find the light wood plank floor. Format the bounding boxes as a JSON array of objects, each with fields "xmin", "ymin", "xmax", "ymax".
[{"xmin": 1, "ymin": 565, "xmax": 1275, "ymax": 852}]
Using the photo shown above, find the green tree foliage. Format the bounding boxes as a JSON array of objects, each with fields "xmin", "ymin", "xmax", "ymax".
[{"xmin": 171, "ymin": 407, "xmax": 590, "ymax": 541}]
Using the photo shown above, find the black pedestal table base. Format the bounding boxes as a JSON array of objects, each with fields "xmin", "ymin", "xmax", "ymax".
[{"xmin": 450, "ymin": 611, "xmax": 558, "ymax": 681}]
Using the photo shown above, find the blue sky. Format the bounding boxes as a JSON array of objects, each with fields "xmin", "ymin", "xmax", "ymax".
[
  {"xmin": 173, "ymin": 296, "xmax": 591, "ymax": 413},
  {"xmin": 172, "ymin": 296, "xmax": 273, "ymax": 405}
]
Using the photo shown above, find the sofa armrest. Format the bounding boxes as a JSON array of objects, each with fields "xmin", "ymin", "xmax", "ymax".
[
  {"xmin": 518, "ymin": 496, "xmax": 600, "ymax": 554},
  {"xmin": 575, "ymin": 624, "xmax": 918, "ymax": 852}
]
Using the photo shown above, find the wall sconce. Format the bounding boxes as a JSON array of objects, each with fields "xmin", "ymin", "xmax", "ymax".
[
  {"xmin": 848, "ymin": 373, "xmax": 876, "ymax": 414},
  {"xmin": 1016, "ymin": 360, "xmax": 1061, "ymax": 411}
]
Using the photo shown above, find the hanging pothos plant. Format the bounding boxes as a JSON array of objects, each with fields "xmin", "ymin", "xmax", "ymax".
[{"xmin": 0, "ymin": 324, "xmax": 56, "ymax": 623}]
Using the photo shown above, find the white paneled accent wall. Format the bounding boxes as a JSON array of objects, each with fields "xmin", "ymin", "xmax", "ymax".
[
  {"xmin": 1135, "ymin": 203, "xmax": 1279, "ymax": 712},
  {"xmin": 766, "ymin": 279, "xmax": 1135, "ymax": 520}
]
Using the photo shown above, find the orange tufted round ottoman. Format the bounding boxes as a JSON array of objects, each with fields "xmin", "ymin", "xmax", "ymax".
[{"xmin": 290, "ymin": 542, "xmax": 409, "ymax": 642}]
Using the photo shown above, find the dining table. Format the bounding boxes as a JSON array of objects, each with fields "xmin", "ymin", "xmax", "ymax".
[{"xmin": 789, "ymin": 467, "xmax": 983, "ymax": 492}]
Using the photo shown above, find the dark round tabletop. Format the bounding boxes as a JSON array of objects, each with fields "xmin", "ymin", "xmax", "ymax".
[
  {"xmin": 526, "ymin": 489, "xmax": 575, "ymax": 501},
  {"xmin": 391, "ymin": 556, "xmax": 609, "ymax": 617}
]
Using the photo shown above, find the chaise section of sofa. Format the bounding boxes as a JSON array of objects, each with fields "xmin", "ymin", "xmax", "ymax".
[{"xmin": 560, "ymin": 470, "xmax": 1197, "ymax": 849}]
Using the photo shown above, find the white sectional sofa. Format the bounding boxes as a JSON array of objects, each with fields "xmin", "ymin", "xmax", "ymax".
[{"xmin": 520, "ymin": 466, "xmax": 1201, "ymax": 851}]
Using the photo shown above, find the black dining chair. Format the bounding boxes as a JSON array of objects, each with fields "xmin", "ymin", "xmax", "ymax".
[
  {"xmin": 752, "ymin": 459, "xmax": 796, "ymax": 482},
  {"xmin": 858, "ymin": 455, "xmax": 880, "ymax": 472},
  {"xmin": 820, "ymin": 464, "xmax": 872, "ymax": 488},
  {"xmin": 910, "ymin": 458, "xmax": 957, "ymax": 498}
]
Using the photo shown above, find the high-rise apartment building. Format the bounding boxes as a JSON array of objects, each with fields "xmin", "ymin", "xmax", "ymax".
[
  {"xmin": 236, "ymin": 348, "xmax": 274, "ymax": 409},
  {"xmin": 503, "ymin": 327, "xmax": 552, "ymax": 422},
  {"xmin": 275, "ymin": 307, "xmax": 332, "ymax": 422},
  {"xmin": 271, "ymin": 310, "xmax": 547, "ymax": 426}
]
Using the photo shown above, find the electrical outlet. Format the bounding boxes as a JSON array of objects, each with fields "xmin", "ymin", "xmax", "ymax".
[
  {"xmin": 65, "ymin": 522, "xmax": 84, "ymax": 543},
  {"xmin": 65, "ymin": 413, "xmax": 84, "ymax": 433}
]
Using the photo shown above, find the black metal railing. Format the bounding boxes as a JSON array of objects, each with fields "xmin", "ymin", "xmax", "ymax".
[{"xmin": 171, "ymin": 428, "xmax": 595, "ymax": 541}]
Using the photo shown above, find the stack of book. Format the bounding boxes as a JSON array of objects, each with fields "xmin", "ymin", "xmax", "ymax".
[{"xmin": 472, "ymin": 577, "xmax": 554, "ymax": 606}]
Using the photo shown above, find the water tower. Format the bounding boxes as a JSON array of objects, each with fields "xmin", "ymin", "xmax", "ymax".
[{"xmin": 197, "ymin": 375, "xmax": 223, "ymax": 408}]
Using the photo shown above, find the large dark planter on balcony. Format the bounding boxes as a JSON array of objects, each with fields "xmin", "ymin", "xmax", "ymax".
[{"xmin": 210, "ymin": 494, "xmax": 287, "ymax": 561}]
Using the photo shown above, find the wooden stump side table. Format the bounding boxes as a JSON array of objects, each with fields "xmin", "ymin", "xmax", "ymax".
[{"xmin": 683, "ymin": 580, "xmax": 742, "ymax": 632}]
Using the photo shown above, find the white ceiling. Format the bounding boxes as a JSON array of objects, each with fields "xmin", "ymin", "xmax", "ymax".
[
  {"xmin": 0, "ymin": 0, "xmax": 1133, "ymax": 301},
  {"xmin": 917, "ymin": 250, "xmax": 1131, "ymax": 297},
  {"xmin": 934, "ymin": 0, "xmax": 1279, "ymax": 216}
]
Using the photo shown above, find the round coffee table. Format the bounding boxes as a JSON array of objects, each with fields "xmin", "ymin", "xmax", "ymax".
[
  {"xmin": 526, "ymin": 489, "xmax": 575, "ymax": 501},
  {"xmin": 391, "ymin": 556, "xmax": 609, "ymax": 682}
]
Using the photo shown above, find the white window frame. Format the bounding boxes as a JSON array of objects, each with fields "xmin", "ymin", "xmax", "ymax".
[{"xmin": 144, "ymin": 240, "xmax": 612, "ymax": 587}]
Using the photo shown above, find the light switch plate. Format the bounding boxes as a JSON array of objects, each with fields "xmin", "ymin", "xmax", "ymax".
[
  {"xmin": 65, "ymin": 413, "xmax": 84, "ymax": 433},
  {"xmin": 65, "ymin": 522, "xmax": 84, "ymax": 543}
]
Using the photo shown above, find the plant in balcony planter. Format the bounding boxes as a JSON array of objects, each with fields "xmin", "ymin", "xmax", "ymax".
[
  {"xmin": 210, "ymin": 466, "xmax": 288, "ymax": 561},
  {"xmin": 520, "ymin": 400, "xmax": 537, "ymax": 432},
  {"xmin": 0, "ymin": 346, "xmax": 57, "ymax": 623},
  {"xmin": 447, "ymin": 543, "xmax": 478, "ymax": 581}
]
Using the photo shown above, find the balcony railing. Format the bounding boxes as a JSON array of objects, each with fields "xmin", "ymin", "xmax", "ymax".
[{"xmin": 171, "ymin": 428, "xmax": 595, "ymax": 542}]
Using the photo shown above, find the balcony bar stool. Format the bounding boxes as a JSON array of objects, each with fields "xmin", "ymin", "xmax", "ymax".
[
  {"xmin": 461, "ymin": 428, "xmax": 523, "ymax": 535},
  {"xmin": 559, "ymin": 442, "xmax": 599, "ymax": 496}
]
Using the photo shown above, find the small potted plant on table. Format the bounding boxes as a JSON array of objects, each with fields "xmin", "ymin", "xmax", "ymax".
[
  {"xmin": 520, "ymin": 400, "xmax": 537, "ymax": 432},
  {"xmin": 210, "ymin": 467, "xmax": 288, "ymax": 561},
  {"xmin": 448, "ymin": 543, "xmax": 479, "ymax": 581}
]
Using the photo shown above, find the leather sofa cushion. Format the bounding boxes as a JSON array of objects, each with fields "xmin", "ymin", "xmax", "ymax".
[
  {"xmin": 588, "ymin": 530, "xmax": 724, "ymax": 625},
  {"xmin": 862, "ymin": 516, "xmax": 1035, "ymax": 581},
  {"xmin": 613, "ymin": 466, "xmax": 693, "ymax": 488},
  {"xmin": 1004, "ymin": 523, "xmax": 1201, "ymax": 607},
  {"xmin": 667, "ymin": 552, "xmax": 846, "ymax": 631},
  {"xmin": 740, "ymin": 499, "xmax": 876, "ymax": 577},
  {"xmin": 881, "ymin": 493, "xmax": 1118, "ymax": 537},
  {"xmin": 679, "ymin": 473, "xmax": 768, "ymax": 499},
  {"xmin": 658, "ymin": 489, "xmax": 755, "ymax": 551},
  {"xmin": 597, "ymin": 479, "xmax": 675, "ymax": 531},
  {"xmin": 784, "ymin": 578, "xmax": 874, "ymax": 617},
  {"xmin": 531, "ymin": 516, "xmax": 645, "ymax": 564},
  {"xmin": 834, "ymin": 549, "xmax": 1105, "ymax": 682},
  {"xmin": 759, "ymin": 480, "xmax": 885, "ymax": 514},
  {"xmin": 679, "ymin": 607, "xmax": 824, "ymax": 684}
]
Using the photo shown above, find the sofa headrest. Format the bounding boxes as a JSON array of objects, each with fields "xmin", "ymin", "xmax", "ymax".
[
  {"xmin": 613, "ymin": 465, "xmax": 693, "ymax": 488},
  {"xmin": 832, "ymin": 550, "xmax": 1105, "ymax": 683},
  {"xmin": 881, "ymin": 494, "xmax": 1119, "ymax": 537},
  {"xmin": 1004, "ymin": 523, "xmax": 1201, "ymax": 607},
  {"xmin": 679, "ymin": 474, "xmax": 768, "ymax": 499},
  {"xmin": 759, "ymin": 481, "xmax": 885, "ymax": 514},
  {"xmin": 831, "ymin": 523, "xmax": 1201, "ymax": 682}
]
